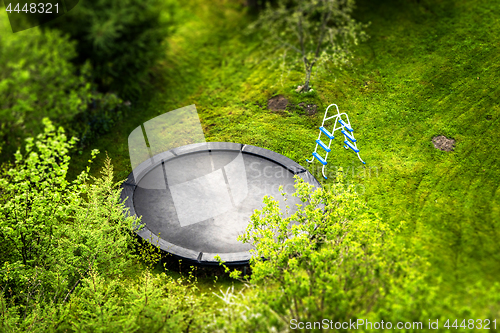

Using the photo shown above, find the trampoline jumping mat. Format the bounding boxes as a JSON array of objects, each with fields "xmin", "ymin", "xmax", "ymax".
[{"xmin": 121, "ymin": 142, "xmax": 321, "ymax": 265}]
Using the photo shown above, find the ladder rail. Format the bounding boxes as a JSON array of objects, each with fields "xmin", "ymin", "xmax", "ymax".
[
  {"xmin": 322, "ymin": 104, "xmax": 340, "ymax": 124},
  {"xmin": 306, "ymin": 141, "xmax": 320, "ymax": 163},
  {"xmin": 339, "ymin": 113, "xmax": 365, "ymax": 164}
]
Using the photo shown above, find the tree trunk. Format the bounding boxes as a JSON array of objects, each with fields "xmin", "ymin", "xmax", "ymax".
[{"xmin": 303, "ymin": 64, "xmax": 314, "ymax": 92}]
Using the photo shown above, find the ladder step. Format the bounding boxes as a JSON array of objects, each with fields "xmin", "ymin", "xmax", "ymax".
[
  {"xmin": 319, "ymin": 126, "xmax": 334, "ymax": 140},
  {"xmin": 341, "ymin": 130, "xmax": 356, "ymax": 143},
  {"xmin": 316, "ymin": 139, "xmax": 331, "ymax": 152},
  {"xmin": 344, "ymin": 140, "xmax": 359, "ymax": 153},
  {"xmin": 312, "ymin": 152, "xmax": 327, "ymax": 165},
  {"xmin": 338, "ymin": 119, "xmax": 353, "ymax": 132}
]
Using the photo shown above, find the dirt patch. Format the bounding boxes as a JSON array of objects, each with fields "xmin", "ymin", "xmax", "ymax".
[
  {"xmin": 298, "ymin": 102, "xmax": 317, "ymax": 115},
  {"xmin": 267, "ymin": 95, "xmax": 289, "ymax": 111},
  {"xmin": 432, "ymin": 135, "xmax": 455, "ymax": 152}
]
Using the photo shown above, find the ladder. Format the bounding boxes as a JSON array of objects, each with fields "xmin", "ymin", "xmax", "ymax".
[{"xmin": 307, "ymin": 104, "xmax": 365, "ymax": 179}]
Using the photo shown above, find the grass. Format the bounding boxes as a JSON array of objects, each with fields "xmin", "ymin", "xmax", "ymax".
[
  {"xmin": 350, "ymin": 0, "xmax": 500, "ymax": 287},
  {"xmin": 68, "ymin": 0, "xmax": 500, "ymax": 311}
]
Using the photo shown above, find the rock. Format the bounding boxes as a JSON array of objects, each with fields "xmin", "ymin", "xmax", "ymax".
[
  {"xmin": 267, "ymin": 95, "xmax": 289, "ymax": 112},
  {"xmin": 295, "ymin": 85, "xmax": 303, "ymax": 92},
  {"xmin": 432, "ymin": 135, "xmax": 455, "ymax": 152}
]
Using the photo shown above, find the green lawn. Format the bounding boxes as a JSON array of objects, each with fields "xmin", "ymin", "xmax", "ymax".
[{"xmin": 69, "ymin": 0, "xmax": 500, "ymax": 310}]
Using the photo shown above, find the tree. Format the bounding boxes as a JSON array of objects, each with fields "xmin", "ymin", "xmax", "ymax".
[
  {"xmin": 250, "ymin": 0, "xmax": 369, "ymax": 91},
  {"xmin": 0, "ymin": 13, "xmax": 91, "ymax": 158},
  {"xmin": 45, "ymin": 0, "xmax": 178, "ymax": 98},
  {"xmin": 0, "ymin": 13, "xmax": 126, "ymax": 160}
]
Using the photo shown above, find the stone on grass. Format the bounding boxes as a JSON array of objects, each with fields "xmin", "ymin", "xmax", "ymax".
[{"xmin": 432, "ymin": 135, "xmax": 455, "ymax": 152}]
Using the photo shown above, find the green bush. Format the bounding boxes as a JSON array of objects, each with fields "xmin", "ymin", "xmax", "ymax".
[
  {"xmin": 0, "ymin": 118, "xmax": 134, "ymax": 317},
  {"xmin": 0, "ymin": 13, "xmax": 90, "ymax": 157},
  {"xmin": 0, "ymin": 13, "xmax": 126, "ymax": 160},
  {"xmin": 0, "ymin": 120, "xmax": 212, "ymax": 331},
  {"xmin": 213, "ymin": 175, "xmax": 499, "ymax": 332},
  {"xmin": 46, "ymin": 0, "xmax": 178, "ymax": 98},
  {"xmin": 66, "ymin": 91, "xmax": 126, "ymax": 148}
]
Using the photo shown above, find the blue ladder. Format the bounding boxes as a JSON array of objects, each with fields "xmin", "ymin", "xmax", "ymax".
[
  {"xmin": 312, "ymin": 152, "xmax": 327, "ymax": 165},
  {"xmin": 341, "ymin": 130, "xmax": 356, "ymax": 143},
  {"xmin": 338, "ymin": 119, "xmax": 353, "ymax": 132},
  {"xmin": 307, "ymin": 104, "xmax": 366, "ymax": 179},
  {"xmin": 344, "ymin": 140, "xmax": 359, "ymax": 153},
  {"xmin": 315, "ymin": 139, "xmax": 331, "ymax": 152},
  {"xmin": 319, "ymin": 127, "xmax": 334, "ymax": 140}
]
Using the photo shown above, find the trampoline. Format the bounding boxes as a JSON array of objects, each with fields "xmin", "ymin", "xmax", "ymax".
[{"xmin": 121, "ymin": 142, "xmax": 321, "ymax": 265}]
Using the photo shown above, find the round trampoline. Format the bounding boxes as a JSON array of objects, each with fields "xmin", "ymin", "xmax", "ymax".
[{"xmin": 121, "ymin": 142, "xmax": 321, "ymax": 265}]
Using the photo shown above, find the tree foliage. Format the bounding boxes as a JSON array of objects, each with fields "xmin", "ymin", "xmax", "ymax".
[
  {"xmin": 0, "ymin": 118, "xmax": 134, "ymax": 319},
  {"xmin": 0, "ymin": 14, "xmax": 90, "ymax": 155},
  {"xmin": 46, "ymin": 0, "xmax": 178, "ymax": 98},
  {"xmin": 0, "ymin": 13, "xmax": 126, "ymax": 160},
  {"xmin": 250, "ymin": 0, "xmax": 369, "ymax": 91}
]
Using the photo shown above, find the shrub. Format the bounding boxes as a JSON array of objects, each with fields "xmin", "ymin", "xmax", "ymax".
[
  {"xmin": 46, "ymin": 0, "xmax": 178, "ymax": 98},
  {"xmin": 216, "ymin": 175, "xmax": 439, "ymax": 331},
  {"xmin": 211, "ymin": 175, "xmax": 500, "ymax": 332},
  {"xmin": 0, "ymin": 13, "xmax": 126, "ymax": 159},
  {"xmin": 0, "ymin": 119, "xmax": 212, "ymax": 331},
  {"xmin": 0, "ymin": 13, "xmax": 90, "ymax": 157},
  {"xmin": 65, "ymin": 91, "xmax": 126, "ymax": 148},
  {"xmin": 0, "ymin": 118, "xmax": 135, "ymax": 317}
]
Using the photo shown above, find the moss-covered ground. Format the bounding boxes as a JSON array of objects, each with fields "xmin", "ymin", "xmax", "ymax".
[{"xmin": 69, "ymin": 0, "xmax": 500, "ymax": 308}]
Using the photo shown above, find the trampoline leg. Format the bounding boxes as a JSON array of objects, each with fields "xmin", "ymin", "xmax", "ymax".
[
  {"xmin": 357, "ymin": 153, "xmax": 366, "ymax": 164},
  {"xmin": 306, "ymin": 157, "xmax": 314, "ymax": 163},
  {"xmin": 322, "ymin": 164, "xmax": 327, "ymax": 179}
]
